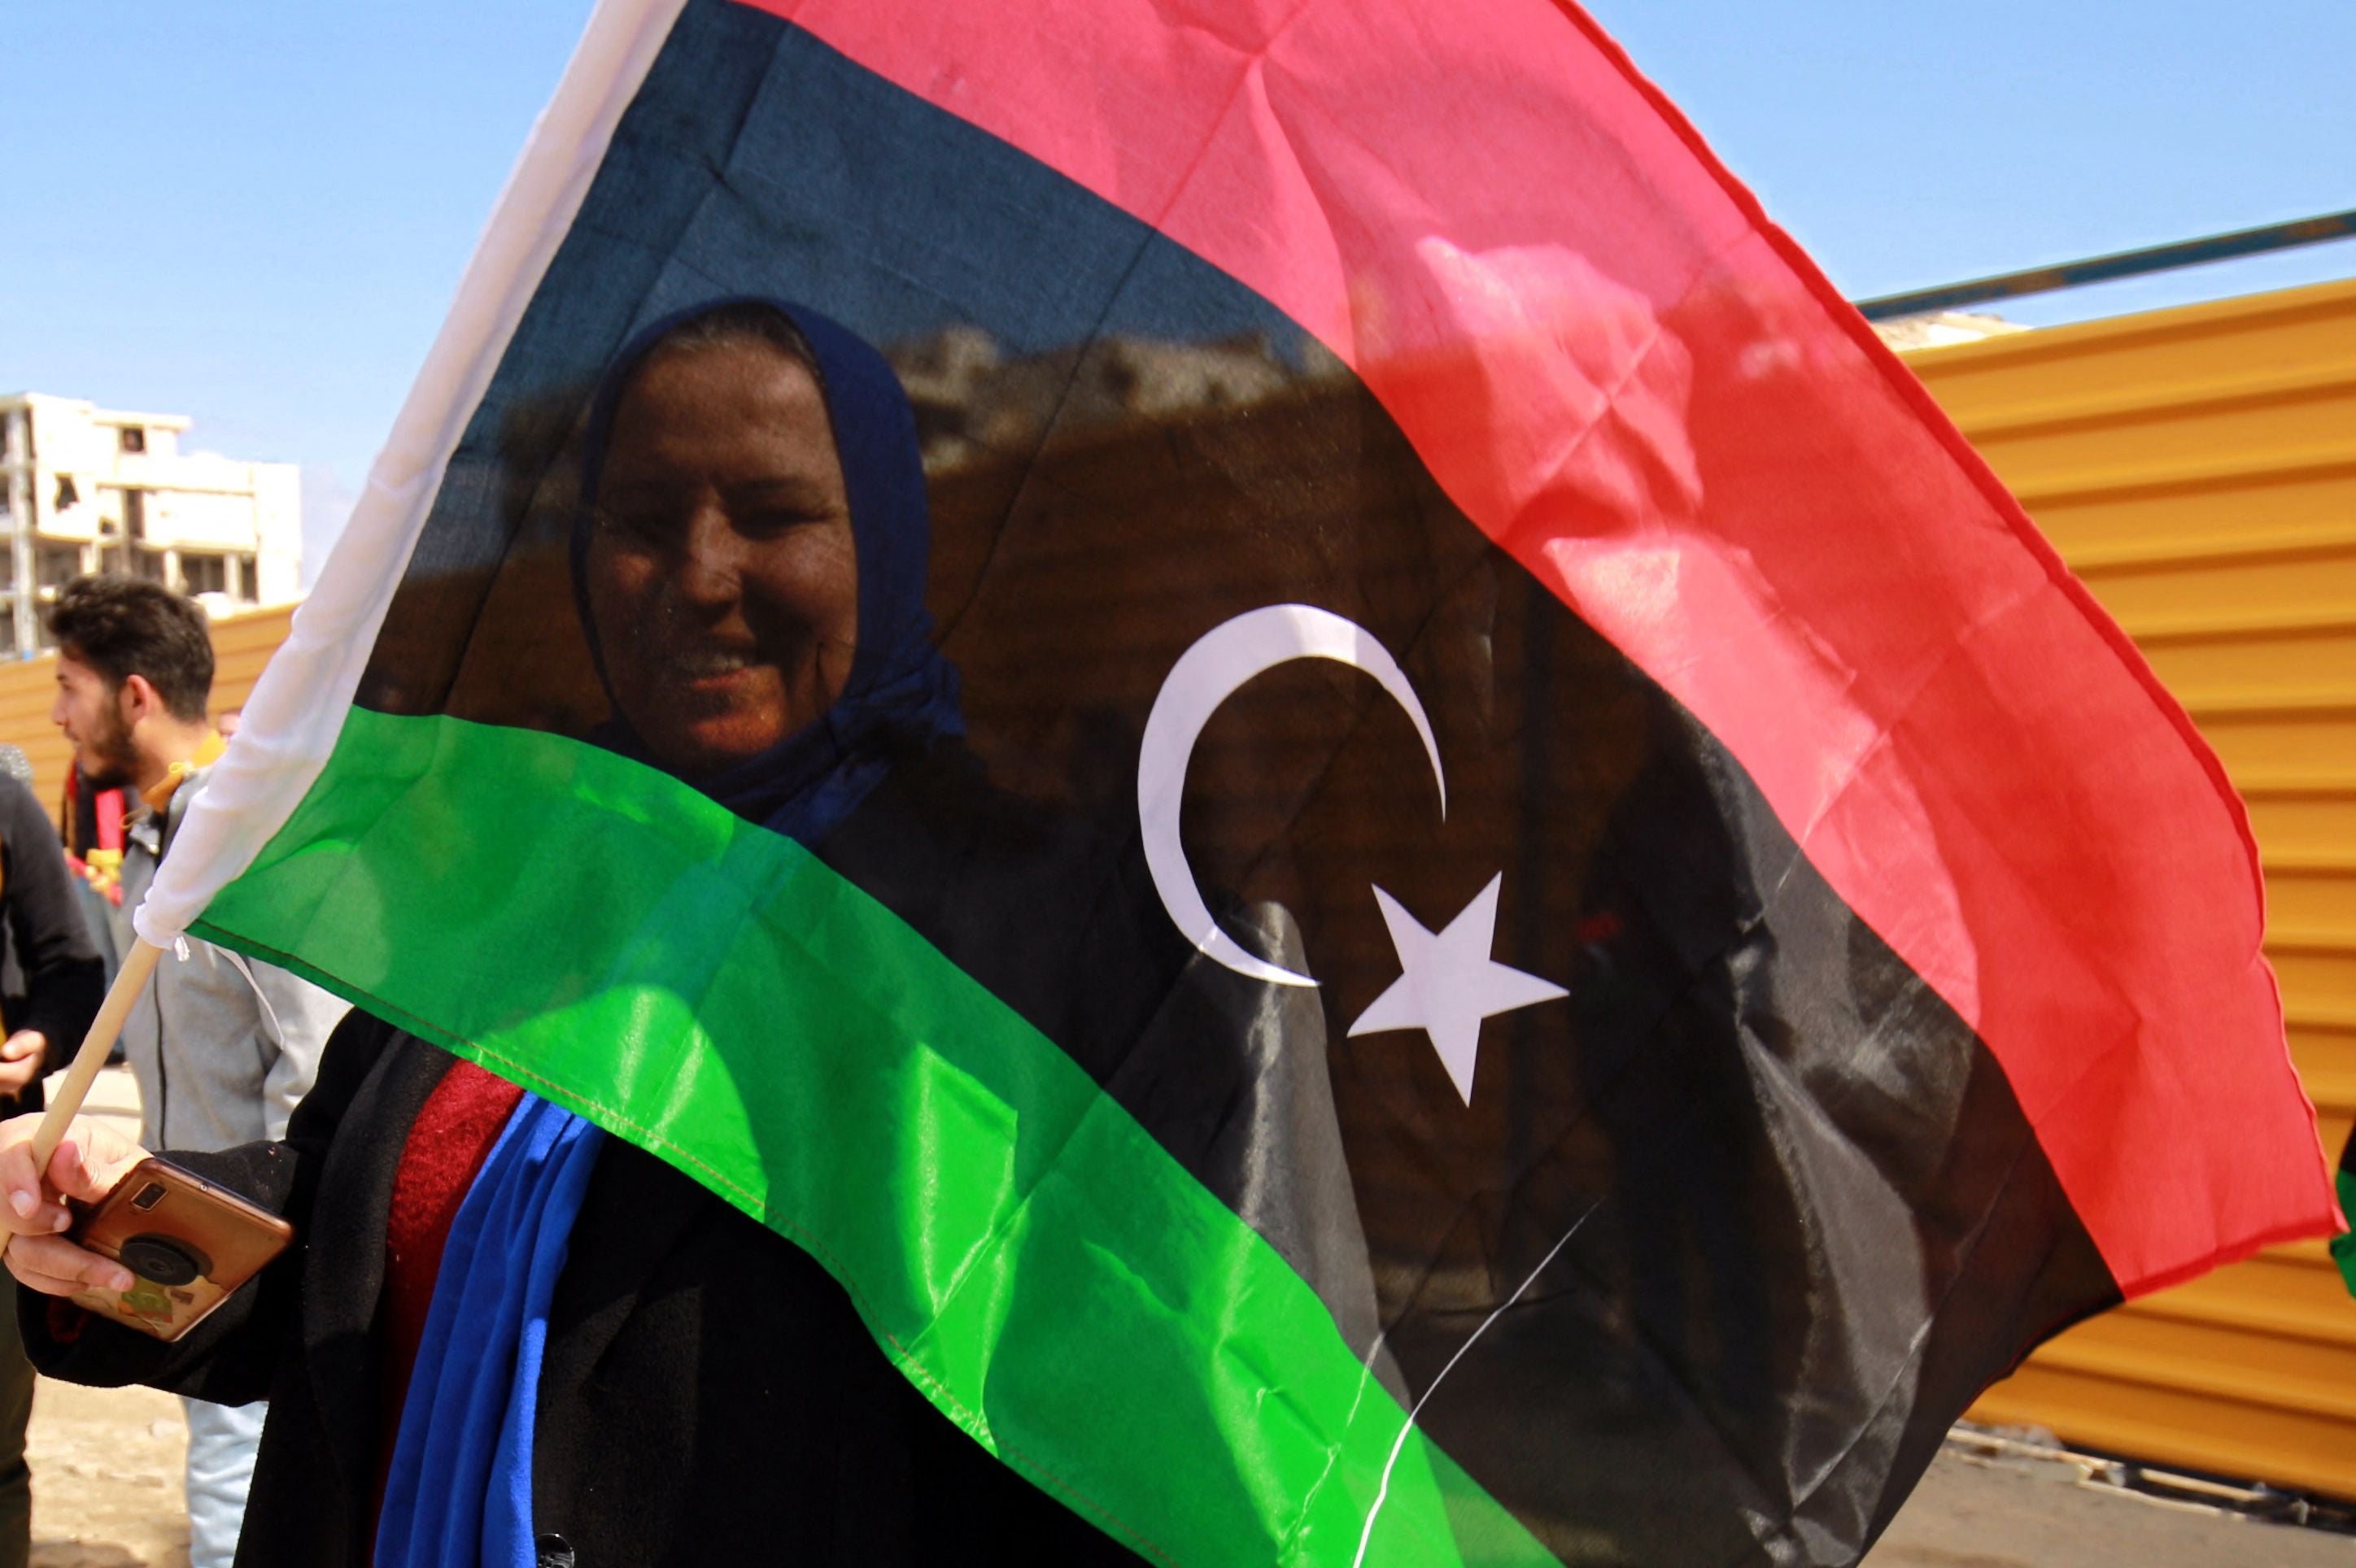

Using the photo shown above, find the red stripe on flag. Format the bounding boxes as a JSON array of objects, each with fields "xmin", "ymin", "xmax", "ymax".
[{"xmin": 740, "ymin": 0, "xmax": 2337, "ymax": 1291}]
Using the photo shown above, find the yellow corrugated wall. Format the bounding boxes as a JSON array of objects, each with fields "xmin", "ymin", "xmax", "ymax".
[{"xmin": 1904, "ymin": 279, "xmax": 2356, "ymax": 1497}]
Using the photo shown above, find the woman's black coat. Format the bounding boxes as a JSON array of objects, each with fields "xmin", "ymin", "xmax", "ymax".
[
  {"xmin": 20, "ymin": 745, "xmax": 1374, "ymax": 1566},
  {"xmin": 25, "ymin": 1008, "xmax": 1147, "ymax": 1566}
]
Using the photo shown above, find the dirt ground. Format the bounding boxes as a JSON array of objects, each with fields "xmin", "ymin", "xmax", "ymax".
[
  {"xmin": 1866, "ymin": 1441, "xmax": 2356, "ymax": 1568},
  {"xmin": 25, "ymin": 1379, "xmax": 186, "ymax": 1568}
]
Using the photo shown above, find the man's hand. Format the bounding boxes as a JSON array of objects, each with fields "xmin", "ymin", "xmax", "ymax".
[
  {"xmin": 0, "ymin": 1032, "xmax": 46, "ymax": 1098},
  {"xmin": 0, "ymin": 1111, "xmax": 146, "ymax": 1297}
]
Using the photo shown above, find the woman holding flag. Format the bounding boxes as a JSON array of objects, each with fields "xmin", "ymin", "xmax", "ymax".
[{"xmin": 0, "ymin": 300, "xmax": 1159, "ymax": 1566}]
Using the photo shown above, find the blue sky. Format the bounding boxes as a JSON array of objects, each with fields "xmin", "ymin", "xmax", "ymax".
[{"xmin": 6, "ymin": 1, "xmax": 2350, "ymax": 579}]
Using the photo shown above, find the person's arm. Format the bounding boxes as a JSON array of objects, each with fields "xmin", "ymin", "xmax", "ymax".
[
  {"xmin": 0, "ymin": 778, "xmax": 104, "ymax": 1084},
  {"xmin": 246, "ymin": 965, "xmax": 348, "ymax": 1143},
  {"xmin": 0, "ymin": 1008, "xmax": 396, "ymax": 1403}
]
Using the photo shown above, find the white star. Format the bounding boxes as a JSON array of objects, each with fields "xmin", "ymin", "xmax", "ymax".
[{"xmin": 1346, "ymin": 874, "xmax": 1567, "ymax": 1105}]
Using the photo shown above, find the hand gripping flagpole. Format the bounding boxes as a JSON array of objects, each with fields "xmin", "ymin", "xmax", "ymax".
[{"xmin": 27, "ymin": 939, "xmax": 164, "ymax": 1174}]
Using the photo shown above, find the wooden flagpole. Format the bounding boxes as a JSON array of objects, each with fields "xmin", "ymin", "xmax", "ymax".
[{"xmin": 28, "ymin": 939, "xmax": 164, "ymax": 1172}]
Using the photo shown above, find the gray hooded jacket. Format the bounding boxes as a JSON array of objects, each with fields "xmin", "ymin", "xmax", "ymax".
[{"xmin": 112, "ymin": 763, "xmax": 347, "ymax": 1150}]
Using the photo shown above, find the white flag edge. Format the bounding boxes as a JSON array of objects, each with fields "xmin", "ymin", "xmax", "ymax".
[{"xmin": 135, "ymin": 0, "xmax": 689, "ymax": 947}]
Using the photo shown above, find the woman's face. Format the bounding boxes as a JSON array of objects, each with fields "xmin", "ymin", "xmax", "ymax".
[{"xmin": 586, "ymin": 338, "xmax": 859, "ymax": 776}]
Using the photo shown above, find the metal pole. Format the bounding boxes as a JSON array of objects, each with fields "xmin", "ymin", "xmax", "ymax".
[{"xmin": 1854, "ymin": 208, "xmax": 2356, "ymax": 321}]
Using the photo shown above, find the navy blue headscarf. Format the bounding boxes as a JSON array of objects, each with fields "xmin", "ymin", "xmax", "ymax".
[{"xmin": 572, "ymin": 296, "xmax": 963, "ymax": 843}]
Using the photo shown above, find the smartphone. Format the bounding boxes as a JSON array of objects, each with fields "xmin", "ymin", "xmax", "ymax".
[{"xmin": 65, "ymin": 1157, "xmax": 295, "ymax": 1343}]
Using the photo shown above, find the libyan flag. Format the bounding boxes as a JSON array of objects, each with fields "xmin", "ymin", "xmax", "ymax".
[{"xmin": 140, "ymin": 0, "xmax": 2339, "ymax": 1561}]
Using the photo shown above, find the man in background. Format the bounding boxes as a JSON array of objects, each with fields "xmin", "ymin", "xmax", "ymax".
[
  {"xmin": 0, "ymin": 748, "xmax": 106, "ymax": 1567},
  {"xmin": 46, "ymin": 577, "xmax": 346, "ymax": 1568}
]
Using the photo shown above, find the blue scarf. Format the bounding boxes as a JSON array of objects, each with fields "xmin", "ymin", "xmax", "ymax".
[
  {"xmin": 375, "ymin": 1095, "xmax": 604, "ymax": 1567},
  {"xmin": 377, "ymin": 299, "xmax": 959, "ymax": 1561}
]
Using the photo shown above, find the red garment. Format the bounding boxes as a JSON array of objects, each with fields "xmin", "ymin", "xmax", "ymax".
[{"xmin": 371, "ymin": 1061, "xmax": 526, "ymax": 1518}]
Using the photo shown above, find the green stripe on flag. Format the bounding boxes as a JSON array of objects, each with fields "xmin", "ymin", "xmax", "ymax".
[
  {"xmin": 2333, "ymin": 1167, "xmax": 2356, "ymax": 1302},
  {"xmin": 192, "ymin": 705, "xmax": 1553, "ymax": 1566}
]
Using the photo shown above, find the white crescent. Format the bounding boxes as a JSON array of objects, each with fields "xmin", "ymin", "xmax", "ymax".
[{"xmin": 1137, "ymin": 603, "xmax": 1446, "ymax": 987}]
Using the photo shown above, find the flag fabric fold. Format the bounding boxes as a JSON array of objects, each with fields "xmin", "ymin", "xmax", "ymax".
[{"xmin": 140, "ymin": 0, "xmax": 2338, "ymax": 1561}]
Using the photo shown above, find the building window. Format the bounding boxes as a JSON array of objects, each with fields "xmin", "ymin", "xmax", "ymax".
[
  {"xmin": 119, "ymin": 426, "xmax": 146, "ymax": 455},
  {"xmin": 37, "ymin": 542, "xmax": 85, "ymax": 589},
  {"xmin": 123, "ymin": 489, "xmax": 146, "ymax": 541},
  {"xmin": 180, "ymin": 553, "xmax": 229, "ymax": 597},
  {"xmin": 229, "ymin": 552, "xmax": 259, "ymax": 603},
  {"xmin": 133, "ymin": 547, "xmax": 168, "ymax": 586},
  {"xmin": 54, "ymin": 474, "xmax": 78, "ymax": 511}
]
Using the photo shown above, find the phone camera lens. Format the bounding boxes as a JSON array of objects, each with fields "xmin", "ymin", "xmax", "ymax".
[{"xmin": 118, "ymin": 1234, "xmax": 211, "ymax": 1288}]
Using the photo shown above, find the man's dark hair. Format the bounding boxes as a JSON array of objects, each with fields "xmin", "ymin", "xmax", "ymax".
[{"xmin": 47, "ymin": 576, "xmax": 215, "ymax": 721}]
